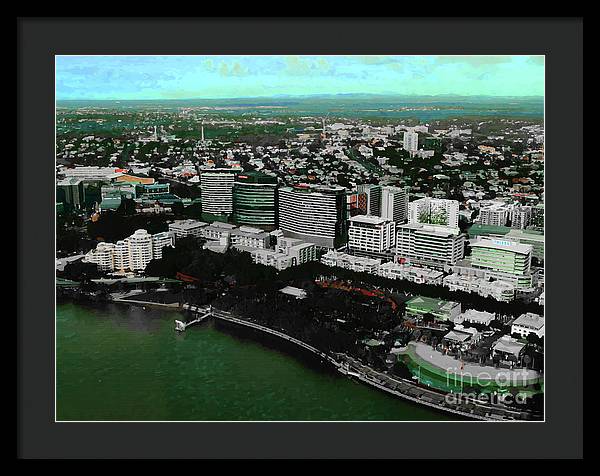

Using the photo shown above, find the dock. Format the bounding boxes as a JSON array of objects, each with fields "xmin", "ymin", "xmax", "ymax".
[{"xmin": 175, "ymin": 304, "xmax": 212, "ymax": 331}]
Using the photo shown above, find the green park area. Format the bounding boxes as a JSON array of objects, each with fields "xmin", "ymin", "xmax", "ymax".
[{"xmin": 398, "ymin": 342, "xmax": 544, "ymax": 396}]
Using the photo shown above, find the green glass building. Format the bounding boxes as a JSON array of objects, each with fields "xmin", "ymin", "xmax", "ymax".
[{"xmin": 232, "ymin": 171, "xmax": 278, "ymax": 227}]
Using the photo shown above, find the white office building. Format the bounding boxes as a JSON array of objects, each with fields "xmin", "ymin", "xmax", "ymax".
[
  {"xmin": 348, "ymin": 215, "xmax": 395, "ymax": 254},
  {"xmin": 396, "ymin": 223, "xmax": 466, "ymax": 268},
  {"xmin": 250, "ymin": 239, "xmax": 317, "ymax": 271},
  {"xmin": 168, "ymin": 219, "xmax": 208, "ymax": 240},
  {"xmin": 278, "ymin": 185, "xmax": 347, "ymax": 249},
  {"xmin": 199, "ymin": 167, "xmax": 241, "ymax": 215},
  {"xmin": 381, "ymin": 186, "xmax": 409, "ymax": 223},
  {"xmin": 230, "ymin": 226, "xmax": 270, "ymax": 249},
  {"xmin": 409, "ymin": 197, "xmax": 460, "ymax": 228}
]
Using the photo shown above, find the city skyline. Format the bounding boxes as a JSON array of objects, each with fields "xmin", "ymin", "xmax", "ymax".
[{"xmin": 55, "ymin": 55, "xmax": 545, "ymax": 100}]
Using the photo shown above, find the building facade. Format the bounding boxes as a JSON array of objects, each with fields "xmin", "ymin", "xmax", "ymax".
[
  {"xmin": 380, "ymin": 186, "xmax": 409, "ymax": 223},
  {"xmin": 199, "ymin": 167, "xmax": 241, "ymax": 215},
  {"xmin": 396, "ymin": 223, "xmax": 466, "ymax": 268},
  {"xmin": 408, "ymin": 197, "xmax": 460, "ymax": 228},
  {"xmin": 168, "ymin": 219, "xmax": 208, "ymax": 240},
  {"xmin": 232, "ymin": 171, "xmax": 278, "ymax": 227},
  {"xmin": 470, "ymin": 237, "xmax": 532, "ymax": 287},
  {"xmin": 84, "ymin": 229, "xmax": 174, "ymax": 272},
  {"xmin": 278, "ymin": 185, "xmax": 348, "ymax": 249},
  {"xmin": 348, "ymin": 215, "xmax": 395, "ymax": 254},
  {"xmin": 403, "ymin": 131, "xmax": 419, "ymax": 152}
]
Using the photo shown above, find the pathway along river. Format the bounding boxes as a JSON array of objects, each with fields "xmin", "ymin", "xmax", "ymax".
[{"xmin": 56, "ymin": 301, "xmax": 455, "ymax": 421}]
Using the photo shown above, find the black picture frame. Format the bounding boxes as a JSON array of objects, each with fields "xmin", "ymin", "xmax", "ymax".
[{"xmin": 18, "ymin": 17, "xmax": 583, "ymax": 459}]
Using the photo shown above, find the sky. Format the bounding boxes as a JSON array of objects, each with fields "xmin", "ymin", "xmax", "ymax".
[{"xmin": 55, "ymin": 55, "xmax": 545, "ymax": 100}]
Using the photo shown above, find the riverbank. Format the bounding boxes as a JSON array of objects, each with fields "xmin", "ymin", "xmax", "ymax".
[
  {"xmin": 203, "ymin": 307, "xmax": 537, "ymax": 421},
  {"xmin": 57, "ymin": 301, "xmax": 449, "ymax": 421},
  {"xmin": 57, "ymin": 295, "xmax": 540, "ymax": 420}
]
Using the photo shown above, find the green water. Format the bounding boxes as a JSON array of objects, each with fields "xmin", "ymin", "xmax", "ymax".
[{"xmin": 56, "ymin": 301, "xmax": 452, "ymax": 421}]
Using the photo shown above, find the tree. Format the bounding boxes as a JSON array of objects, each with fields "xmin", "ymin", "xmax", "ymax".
[
  {"xmin": 62, "ymin": 260, "xmax": 101, "ymax": 282},
  {"xmin": 116, "ymin": 197, "xmax": 136, "ymax": 216}
]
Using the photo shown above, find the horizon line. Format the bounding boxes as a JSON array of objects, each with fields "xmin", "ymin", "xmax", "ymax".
[{"xmin": 56, "ymin": 93, "xmax": 545, "ymax": 102}]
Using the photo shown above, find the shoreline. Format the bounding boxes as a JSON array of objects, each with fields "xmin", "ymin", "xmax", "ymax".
[
  {"xmin": 58, "ymin": 296, "xmax": 539, "ymax": 421},
  {"xmin": 208, "ymin": 307, "xmax": 488, "ymax": 421}
]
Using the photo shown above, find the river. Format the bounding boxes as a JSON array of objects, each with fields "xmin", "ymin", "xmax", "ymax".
[{"xmin": 56, "ymin": 301, "xmax": 453, "ymax": 421}]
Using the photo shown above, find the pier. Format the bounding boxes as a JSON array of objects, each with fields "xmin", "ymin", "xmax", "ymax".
[{"xmin": 175, "ymin": 304, "xmax": 212, "ymax": 331}]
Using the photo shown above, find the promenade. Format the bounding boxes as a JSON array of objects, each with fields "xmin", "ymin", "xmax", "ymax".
[{"xmin": 194, "ymin": 306, "xmax": 538, "ymax": 421}]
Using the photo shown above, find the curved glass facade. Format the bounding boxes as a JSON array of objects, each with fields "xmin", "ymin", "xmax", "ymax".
[{"xmin": 232, "ymin": 172, "xmax": 278, "ymax": 226}]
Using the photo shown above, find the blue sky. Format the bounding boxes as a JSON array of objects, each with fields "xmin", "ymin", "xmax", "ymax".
[{"xmin": 55, "ymin": 55, "xmax": 545, "ymax": 100}]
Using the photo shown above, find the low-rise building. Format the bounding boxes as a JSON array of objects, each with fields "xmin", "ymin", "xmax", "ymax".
[
  {"xmin": 455, "ymin": 309, "xmax": 496, "ymax": 326},
  {"xmin": 168, "ymin": 219, "xmax": 208, "ymax": 239},
  {"xmin": 321, "ymin": 250, "xmax": 382, "ymax": 273},
  {"xmin": 250, "ymin": 238, "xmax": 317, "ymax": 271},
  {"xmin": 279, "ymin": 286, "xmax": 308, "ymax": 299},
  {"xmin": 511, "ymin": 312, "xmax": 545, "ymax": 338},
  {"xmin": 376, "ymin": 261, "xmax": 444, "ymax": 285},
  {"xmin": 230, "ymin": 226, "xmax": 270, "ymax": 249},
  {"xmin": 405, "ymin": 296, "xmax": 461, "ymax": 322},
  {"xmin": 492, "ymin": 336, "xmax": 526, "ymax": 364},
  {"xmin": 443, "ymin": 273, "xmax": 516, "ymax": 302},
  {"xmin": 203, "ymin": 222, "xmax": 238, "ymax": 241}
]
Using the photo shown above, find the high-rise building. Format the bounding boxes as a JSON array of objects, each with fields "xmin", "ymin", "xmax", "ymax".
[
  {"xmin": 478, "ymin": 202, "xmax": 510, "ymax": 227},
  {"xmin": 348, "ymin": 215, "xmax": 395, "ymax": 254},
  {"xmin": 278, "ymin": 184, "xmax": 348, "ymax": 249},
  {"xmin": 84, "ymin": 229, "xmax": 174, "ymax": 272},
  {"xmin": 403, "ymin": 131, "xmax": 419, "ymax": 152},
  {"xmin": 232, "ymin": 171, "xmax": 278, "ymax": 227},
  {"xmin": 357, "ymin": 184, "xmax": 381, "ymax": 216},
  {"xmin": 510, "ymin": 206, "xmax": 533, "ymax": 229},
  {"xmin": 409, "ymin": 197, "xmax": 460, "ymax": 228},
  {"xmin": 151, "ymin": 231, "xmax": 175, "ymax": 260},
  {"xmin": 396, "ymin": 223, "xmax": 466, "ymax": 268},
  {"xmin": 57, "ymin": 178, "xmax": 85, "ymax": 209},
  {"xmin": 127, "ymin": 229, "xmax": 155, "ymax": 271},
  {"xmin": 530, "ymin": 203, "xmax": 544, "ymax": 230},
  {"xmin": 381, "ymin": 186, "xmax": 409, "ymax": 223},
  {"xmin": 199, "ymin": 167, "xmax": 242, "ymax": 215}
]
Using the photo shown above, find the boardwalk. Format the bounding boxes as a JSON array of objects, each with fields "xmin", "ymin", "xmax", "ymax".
[{"xmin": 179, "ymin": 304, "xmax": 538, "ymax": 421}]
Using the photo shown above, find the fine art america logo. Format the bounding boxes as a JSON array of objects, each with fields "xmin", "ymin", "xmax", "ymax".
[{"xmin": 439, "ymin": 366, "xmax": 533, "ymax": 406}]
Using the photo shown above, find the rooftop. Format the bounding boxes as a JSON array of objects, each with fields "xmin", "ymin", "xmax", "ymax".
[
  {"xmin": 279, "ymin": 286, "xmax": 308, "ymax": 299},
  {"xmin": 493, "ymin": 336, "xmax": 526, "ymax": 355},
  {"xmin": 406, "ymin": 295, "xmax": 460, "ymax": 313},
  {"xmin": 349, "ymin": 215, "xmax": 390, "ymax": 225},
  {"xmin": 512, "ymin": 312, "xmax": 544, "ymax": 330},
  {"xmin": 399, "ymin": 223, "xmax": 462, "ymax": 236}
]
